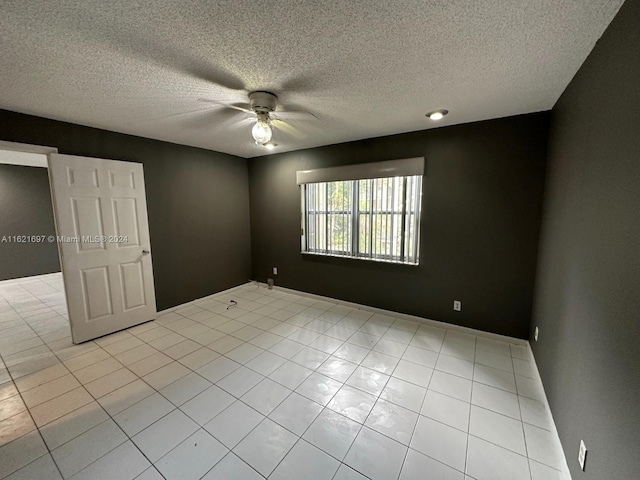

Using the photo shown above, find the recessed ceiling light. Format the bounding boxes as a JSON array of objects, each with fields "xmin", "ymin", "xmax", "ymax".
[
  {"xmin": 426, "ymin": 109, "xmax": 449, "ymax": 120},
  {"xmin": 264, "ymin": 142, "xmax": 277, "ymax": 150}
]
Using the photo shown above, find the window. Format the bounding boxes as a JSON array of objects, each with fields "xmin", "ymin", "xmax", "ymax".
[{"xmin": 299, "ymin": 159, "xmax": 423, "ymax": 265}]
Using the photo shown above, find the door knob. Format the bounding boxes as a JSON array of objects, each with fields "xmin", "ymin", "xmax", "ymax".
[{"xmin": 142, "ymin": 249, "xmax": 150, "ymax": 255}]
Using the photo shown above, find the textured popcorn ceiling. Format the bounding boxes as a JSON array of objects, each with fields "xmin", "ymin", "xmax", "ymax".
[{"xmin": 0, "ymin": 0, "xmax": 623, "ymax": 158}]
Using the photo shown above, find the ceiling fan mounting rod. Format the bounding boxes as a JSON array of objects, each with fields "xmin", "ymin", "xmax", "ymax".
[{"xmin": 249, "ymin": 91, "xmax": 277, "ymax": 114}]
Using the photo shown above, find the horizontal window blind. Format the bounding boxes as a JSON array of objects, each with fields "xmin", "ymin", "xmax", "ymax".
[{"xmin": 303, "ymin": 173, "xmax": 422, "ymax": 265}]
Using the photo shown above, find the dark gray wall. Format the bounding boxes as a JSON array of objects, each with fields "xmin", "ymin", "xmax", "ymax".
[
  {"xmin": 531, "ymin": 0, "xmax": 640, "ymax": 478},
  {"xmin": 249, "ymin": 113, "xmax": 549, "ymax": 338},
  {"xmin": 0, "ymin": 110, "xmax": 252, "ymax": 310},
  {"xmin": 0, "ymin": 164, "xmax": 60, "ymax": 280}
]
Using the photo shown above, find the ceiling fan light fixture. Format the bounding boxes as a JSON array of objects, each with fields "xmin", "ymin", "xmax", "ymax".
[
  {"xmin": 251, "ymin": 119, "xmax": 272, "ymax": 144},
  {"xmin": 426, "ymin": 109, "xmax": 449, "ymax": 121}
]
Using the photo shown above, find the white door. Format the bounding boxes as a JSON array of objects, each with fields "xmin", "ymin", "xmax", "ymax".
[{"xmin": 48, "ymin": 153, "xmax": 156, "ymax": 343}]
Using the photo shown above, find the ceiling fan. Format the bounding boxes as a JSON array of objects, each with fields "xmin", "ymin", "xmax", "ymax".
[{"xmin": 205, "ymin": 91, "xmax": 317, "ymax": 148}]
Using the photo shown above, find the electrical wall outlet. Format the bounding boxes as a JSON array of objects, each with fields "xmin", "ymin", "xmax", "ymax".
[
  {"xmin": 453, "ymin": 300, "xmax": 462, "ymax": 311},
  {"xmin": 273, "ymin": 267, "xmax": 278, "ymax": 275},
  {"xmin": 578, "ymin": 440, "xmax": 587, "ymax": 471},
  {"xmin": 534, "ymin": 327, "xmax": 539, "ymax": 342}
]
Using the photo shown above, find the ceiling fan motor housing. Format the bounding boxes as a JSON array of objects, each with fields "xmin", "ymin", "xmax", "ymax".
[{"xmin": 249, "ymin": 91, "xmax": 277, "ymax": 114}]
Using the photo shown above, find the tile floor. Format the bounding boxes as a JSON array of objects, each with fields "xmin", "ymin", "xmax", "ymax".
[{"xmin": 0, "ymin": 273, "xmax": 571, "ymax": 480}]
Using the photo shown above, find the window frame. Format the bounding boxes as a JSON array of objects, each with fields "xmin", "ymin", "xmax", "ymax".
[{"xmin": 300, "ymin": 174, "xmax": 423, "ymax": 265}]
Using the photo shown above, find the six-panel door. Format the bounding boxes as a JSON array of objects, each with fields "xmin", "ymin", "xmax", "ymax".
[{"xmin": 48, "ymin": 153, "xmax": 156, "ymax": 343}]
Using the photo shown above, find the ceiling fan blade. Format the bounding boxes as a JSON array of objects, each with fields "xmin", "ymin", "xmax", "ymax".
[
  {"xmin": 198, "ymin": 98, "xmax": 254, "ymax": 114},
  {"xmin": 227, "ymin": 103, "xmax": 255, "ymax": 114},
  {"xmin": 273, "ymin": 110, "xmax": 318, "ymax": 121},
  {"xmin": 271, "ymin": 119, "xmax": 305, "ymax": 139}
]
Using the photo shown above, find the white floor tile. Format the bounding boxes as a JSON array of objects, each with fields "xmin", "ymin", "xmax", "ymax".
[
  {"xmin": 155, "ymin": 429, "xmax": 228, "ymax": 480},
  {"xmin": 142, "ymin": 361, "xmax": 190, "ymax": 390},
  {"xmin": 269, "ymin": 361, "xmax": 313, "ymax": 389},
  {"xmin": 4, "ymin": 453, "xmax": 62, "ymax": 480},
  {"xmin": 83, "ymin": 368, "xmax": 137, "ymax": 398},
  {"xmin": 472, "ymin": 382, "xmax": 521, "ymax": 420},
  {"xmin": 392, "ymin": 360, "xmax": 433, "ymax": 388},
  {"xmin": 233, "ymin": 418, "xmax": 297, "ymax": 477},
  {"xmin": 249, "ymin": 331, "xmax": 283, "ymax": 349},
  {"xmin": 365, "ymin": 398, "xmax": 418, "ymax": 445},
  {"xmin": 217, "ymin": 366, "xmax": 264, "ymax": 397},
  {"xmin": 132, "ymin": 409, "xmax": 199, "ymax": 462},
  {"xmin": 469, "ymin": 405, "xmax": 526, "ymax": 455},
  {"xmin": 333, "ymin": 464, "xmax": 369, "ymax": 480},
  {"xmin": 333, "ymin": 343, "xmax": 369, "ymax": 364},
  {"xmin": 128, "ymin": 352, "xmax": 173, "ymax": 377},
  {"xmin": 348, "ymin": 331, "xmax": 380, "ymax": 349},
  {"xmin": 402, "ymin": 346, "xmax": 439, "ymax": 368},
  {"xmin": 30, "ymin": 387, "xmax": 93, "ymax": 427},
  {"xmin": 440, "ymin": 338, "xmax": 476, "ymax": 362},
  {"xmin": 269, "ymin": 392, "xmax": 323, "ymax": 435},
  {"xmin": 204, "ymin": 400, "xmax": 264, "ymax": 448},
  {"xmin": 159, "ymin": 372, "xmax": 212, "ymax": 406},
  {"xmin": 69, "ymin": 440, "xmax": 150, "ymax": 480},
  {"xmin": 303, "ymin": 408, "xmax": 361, "ymax": 460},
  {"xmin": 327, "ymin": 385, "xmax": 376, "ymax": 423},
  {"xmin": 400, "ymin": 448, "xmax": 465, "ymax": 480},
  {"xmin": 344, "ymin": 426, "xmax": 407, "ymax": 480},
  {"xmin": 529, "ymin": 459, "xmax": 566, "ymax": 480},
  {"xmin": 0, "ymin": 430, "xmax": 48, "ymax": 478},
  {"xmin": 346, "ymin": 366, "xmax": 389, "ymax": 396},
  {"xmin": 114, "ymin": 392, "xmax": 174, "ymax": 436},
  {"xmin": 466, "ymin": 435, "xmax": 530, "ymax": 480},
  {"xmin": 473, "ymin": 364, "xmax": 517, "ymax": 393},
  {"xmin": 380, "ymin": 377, "xmax": 427, "ymax": 412},
  {"xmin": 523, "ymin": 423, "xmax": 566, "ymax": 470},
  {"xmin": 201, "ymin": 452, "xmax": 262, "ymax": 480},
  {"xmin": 245, "ymin": 350, "xmax": 286, "ymax": 375},
  {"xmin": 410, "ymin": 331, "xmax": 444, "ymax": 352},
  {"xmin": 411, "ymin": 416, "xmax": 468, "ymax": 472},
  {"xmin": 51, "ymin": 419, "xmax": 127, "ymax": 478},
  {"xmin": 163, "ymin": 339, "xmax": 201, "ymax": 360},
  {"xmin": 270, "ymin": 439, "xmax": 340, "ymax": 480},
  {"xmin": 519, "ymin": 396, "xmax": 553, "ymax": 430},
  {"xmin": 475, "ymin": 350, "xmax": 514, "ymax": 373},
  {"xmin": 270, "ymin": 338, "xmax": 306, "ymax": 359},
  {"xmin": 196, "ymin": 356, "xmax": 241, "ymax": 383},
  {"xmin": 295, "ymin": 372, "xmax": 342, "ymax": 406},
  {"xmin": 435, "ymin": 355, "xmax": 474, "ymax": 380},
  {"xmin": 208, "ymin": 335, "xmax": 244, "ymax": 354},
  {"xmin": 515, "ymin": 374, "xmax": 544, "ymax": 401},
  {"xmin": 226, "ymin": 343, "xmax": 263, "ymax": 364},
  {"xmin": 180, "ymin": 385, "xmax": 235, "ymax": 425},
  {"xmin": 317, "ymin": 357, "xmax": 358, "ymax": 383},
  {"xmin": 476, "ymin": 338, "xmax": 511, "ymax": 357},
  {"xmin": 241, "ymin": 378, "xmax": 291, "ymax": 415},
  {"xmin": 0, "ymin": 396, "xmax": 27, "ymax": 424},
  {"xmin": 0, "ymin": 411, "xmax": 36, "ymax": 447},
  {"xmin": 429, "ymin": 370, "xmax": 472, "ymax": 402},
  {"xmin": 74, "ymin": 358, "xmax": 123, "ymax": 384},
  {"xmin": 39, "ymin": 401, "xmax": 109, "ymax": 450},
  {"xmin": 421, "ymin": 390, "xmax": 470, "ymax": 432},
  {"xmin": 178, "ymin": 347, "xmax": 220, "ymax": 370},
  {"xmin": 134, "ymin": 467, "xmax": 165, "ymax": 480},
  {"xmin": 21, "ymin": 374, "xmax": 80, "ymax": 408},
  {"xmin": 98, "ymin": 379, "xmax": 154, "ymax": 416}
]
